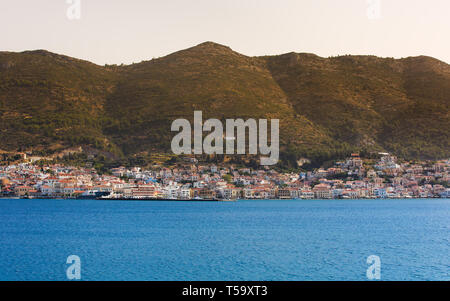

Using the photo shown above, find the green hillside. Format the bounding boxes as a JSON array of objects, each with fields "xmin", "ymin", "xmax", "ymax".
[
  {"xmin": 105, "ymin": 42, "xmax": 333, "ymax": 155},
  {"xmin": 0, "ymin": 42, "xmax": 448, "ymax": 165},
  {"xmin": 0, "ymin": 50, "xmax": 119, "ymax": 154},
  {"xmin": 265, "ymin": 53, "xmax": 449, "ymax": 159}
]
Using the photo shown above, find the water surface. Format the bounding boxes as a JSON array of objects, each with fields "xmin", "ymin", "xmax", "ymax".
[{"xmin": 0, "ymin": 198, "xmax": 449, "ymax": 280}]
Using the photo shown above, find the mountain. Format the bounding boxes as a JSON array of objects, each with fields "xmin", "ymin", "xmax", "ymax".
[
  {"xmin": 0, "ymin": 42, "xmax": 449, "ymax": 165},
  {"xmin": 265, "ymin": 53, "xmax": 450, "ymax": 160},
  {"xmin": 0, "ymin": 50, "xmax": 118, "ymax": 154}
]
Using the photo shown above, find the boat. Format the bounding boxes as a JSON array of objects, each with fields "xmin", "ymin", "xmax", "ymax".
[
  {"xmin": 96, "ymin": 197, "xmax": 220, "ymax": 201},
  {"xmin": 76, "ymin": 190, "xmax": 111, "ymax": 200}
]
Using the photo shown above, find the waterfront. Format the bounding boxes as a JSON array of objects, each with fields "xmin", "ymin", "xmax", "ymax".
[
  {"xmin": 2, "ymin": 155, "xmax": 449, "ymax": 200},
  {"xmin": 0, "ymin": 198, "xmax": 449, "ymax": 281}
]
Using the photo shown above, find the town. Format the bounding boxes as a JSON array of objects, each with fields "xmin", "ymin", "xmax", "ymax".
[{"xmin": 0, "ymin": 153, "xmax": 449, "ymax": 200}]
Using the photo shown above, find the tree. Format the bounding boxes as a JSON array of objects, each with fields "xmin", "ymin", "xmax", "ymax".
[{"xmin": 222, "ymin": 174, "xmax": 232, "ymax": 183}]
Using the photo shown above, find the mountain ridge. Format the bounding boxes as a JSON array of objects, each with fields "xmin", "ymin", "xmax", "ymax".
[{"xmin": 0, "ymin": 42, "xmax": 448, "ymax": 166}]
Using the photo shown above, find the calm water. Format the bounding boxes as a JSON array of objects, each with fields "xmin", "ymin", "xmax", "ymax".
[{"xmin": 0, "ymin": 198, "xmax": 449, "ymax": 281}]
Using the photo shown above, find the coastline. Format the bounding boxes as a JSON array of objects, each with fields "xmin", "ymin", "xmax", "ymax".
[{"xmin": 0, "ymin": 197, "xmax": 448, "ymax": 201}]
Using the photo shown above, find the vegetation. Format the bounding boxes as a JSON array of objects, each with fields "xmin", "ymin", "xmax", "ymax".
[{"xmin": 0, "ymin": 42, "xmax": 448, "ymax": 167}]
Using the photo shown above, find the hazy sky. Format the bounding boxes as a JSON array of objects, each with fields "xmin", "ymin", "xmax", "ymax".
[{"xmin": 1, "ymin": 0, "xmax": 449, "ymax": 65}]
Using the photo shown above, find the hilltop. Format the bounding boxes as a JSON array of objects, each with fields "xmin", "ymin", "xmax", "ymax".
[{"xmin": 0, "ymin": 42, "xmax": 448, "ymax": 167}]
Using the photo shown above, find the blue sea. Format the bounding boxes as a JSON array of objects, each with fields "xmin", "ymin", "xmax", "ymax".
[{"xmin": 0, "ymin": 198, "xmax": 449, "ymax": 281}]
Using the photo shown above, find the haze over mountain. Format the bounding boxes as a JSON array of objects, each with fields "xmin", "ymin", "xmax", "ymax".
[{"xmin": 0, "ymin": 42, "xmax": 448, "ymax": 165}]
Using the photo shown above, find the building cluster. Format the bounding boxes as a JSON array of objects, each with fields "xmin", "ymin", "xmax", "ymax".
[{"xmin": 0, "ymin": 154, "xmax": 449, "ymax": 200}]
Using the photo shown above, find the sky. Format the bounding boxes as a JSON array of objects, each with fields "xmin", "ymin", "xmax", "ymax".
[{"xmin": 1, "ymin": 0, "xmax": 449, "ymax": 65}]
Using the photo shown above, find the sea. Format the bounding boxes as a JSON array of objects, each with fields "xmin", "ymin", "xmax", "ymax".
[{"xmin": 0, "ymin": 198, "xmax": 448, "ymax": 281}]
